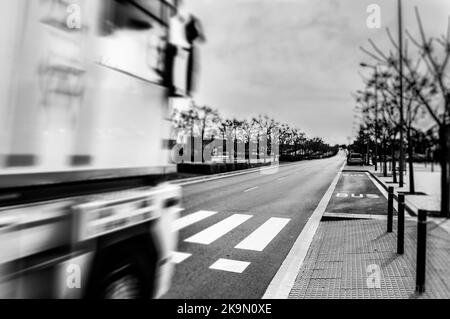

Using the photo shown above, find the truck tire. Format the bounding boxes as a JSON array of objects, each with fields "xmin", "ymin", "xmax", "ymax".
[{"xmin": 88, "ymin": 245, "xmax": 156, "ymax": 299}]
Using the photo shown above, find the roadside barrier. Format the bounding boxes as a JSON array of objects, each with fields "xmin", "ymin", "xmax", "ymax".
[
  {"xmin": 416, "ymin": 209, "xmax": 428, "ymax": 294},
  {"xmin": 397, "ymin": 194, "xmax": 405, "ymax": 255},
  {"xmin": 387, "ymin": 187, "xmax": 394, "ymax": 233}
]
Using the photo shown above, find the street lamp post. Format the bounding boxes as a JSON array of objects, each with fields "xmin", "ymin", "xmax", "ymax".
[{"xmin": 398, "ymin": 0, "xmax": 405, "ymax": 188}]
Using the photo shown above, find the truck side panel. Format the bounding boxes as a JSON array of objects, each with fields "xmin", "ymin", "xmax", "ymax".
[{"xmin": 0, "ymin": 0, "xmax": 175, "ymax": 178}]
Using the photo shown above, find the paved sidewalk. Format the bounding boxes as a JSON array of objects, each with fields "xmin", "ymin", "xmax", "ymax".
[
  {"xmin": 288, "ymin": 218, "xmax": 450, "ymax": 299},
  {"xmin": 374, "ymin": 172, "xmax": 441, "ymax": 215}
]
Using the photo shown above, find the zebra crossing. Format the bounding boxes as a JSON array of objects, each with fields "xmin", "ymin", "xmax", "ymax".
[
  {"xmin": 171, "ymin": 210, "xmax": 291, "ymax": 273},
  {"xmin": 185, "ymin": 214, "xmax": 253, "ymax": 245}
]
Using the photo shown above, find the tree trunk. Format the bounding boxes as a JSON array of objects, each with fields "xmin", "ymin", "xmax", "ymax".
[
  {"xmin": 439, "ymin": 126, "xmax": 449, "ymax": 217},
  {"xmin": 407, "ymin": 126, "xmax": 415, "ymax": 194},
  {"xmin": 257, "ymin": 133, "xmax": 260, "ymax": 162},
  {"xmin": 392, "ymin": 138, "xmax": 397, "ymax": 184},
  {"xmin": 234, "ymin": 133, "xmax": 238, "ymax": 164},
  {"xmin": 201, "ymin": 128, "xmax": 205, "ymax": 163},
  {"xmin": 222, "ymin": 132, "xmax": 226, "ymax": 163},
  {"xmin": 246, "ymin": 140, "xmax": 250, "ymax": 164},
  {"xmin": 431, "ymin": 150, "xmax": 434, "ymax": 172},
  {"xmin": 191, "ymin": 127, "xmax": 195, "ymax": 163},
  {"xmin": 383, "ymin": 140, "xmax": 388, "ymax": 177}
]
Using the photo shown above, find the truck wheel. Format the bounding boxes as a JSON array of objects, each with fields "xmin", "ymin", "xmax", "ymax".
[
  {"xmin": 102, "ymin": 263, "xmax": 145, "ymax": 299},
  {"xmin": 90, "ymin": 248, "xmax": 155, "ymax": 299}
]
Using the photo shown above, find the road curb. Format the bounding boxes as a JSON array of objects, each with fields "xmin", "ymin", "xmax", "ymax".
[{"xmin": 262, "ymin": 161, "xmax": 346, "ymax": 299}]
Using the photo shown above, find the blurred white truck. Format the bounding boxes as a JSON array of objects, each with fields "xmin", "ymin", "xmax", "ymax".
[{"xmin": 0, "ymin": 0, "xmax": 188, "ymax": 298}]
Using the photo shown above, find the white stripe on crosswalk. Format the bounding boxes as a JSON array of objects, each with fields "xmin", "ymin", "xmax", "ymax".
[
  {"xmin": 172, "ymin": 210, "xmax": 218, "ymax": 232},
  {"xmin": 185, "ymin": 214, "xmax": 253, "ymax": 245},
  {"xmin": 171, "ymin": 252, "xmax": 192, "ymax": 264},
  {"xmin": 209, "ymin": 259, "xmax": 250, "ymax": 273},
  {"xmin": 235, "ymin": 217, "xmax": 290, "ymax": 252}
]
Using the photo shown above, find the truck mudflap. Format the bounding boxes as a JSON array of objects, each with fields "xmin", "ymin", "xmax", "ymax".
[{"xmin": 0, "ymin": 183, "xmax": 182, "ymax": 299}]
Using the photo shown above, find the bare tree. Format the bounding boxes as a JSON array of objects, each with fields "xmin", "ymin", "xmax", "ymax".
[
  {"xmin": 255, "ymin": 115, "xmax": 278, "ymax": 163},
  {"xmin": 278, "ymin": 124, "xmax": 292, "ymax": 157},
  {"xmin": 361, "ymin": 8, "xmax": 450, "ymax": 215},
  {"xmin": 292, "ymin": 129, "xmax": 307, "ymax": 157},
  {"xmin": 227, "ymin": 119, "xmax": 244, "ymax": 163},
  {"xmin": 196, "ymin": 106, "xmax": 220, "ymax": 163},
  {"xmin": 172, "ymin": 103, "xmax": 199, "ymax": 163},
  {"xmin": 241, "ymin": 119, "xmax": 257, "ymax": 164},
  {"xmin": 217, "ymin": 120, "xmax": 232, "ymax": 163}
]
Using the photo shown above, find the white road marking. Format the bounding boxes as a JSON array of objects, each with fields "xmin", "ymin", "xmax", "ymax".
[
  {"xmin": 335, "ymin": 193, "xmax": 381, "ymax": 199},
  {"xmin": 209, "ymin": 259, "xmax": 251, "ymax": 273},
  {"xmin": 263, "ymin": 160, "xmax": 346, "ymax": 299},
  {"xmin": 235, "ymin": 218, "xmax": 290, "ymax": 252},
  {"xmin": 244, "ymin": 187, "xmax": 258, "ymax": 193},
  {"xmin": 277, "ymin": 177, "xmax": 286, "ymax": 181},
  {"xmin": 172, "ymin": 210, "xmax": 218, "ymax": 232},
  {"xmin": 185, "ymin": 214, "xmax": 253, "ymax": 245},
  {"xmin": 171, "ymin": 252, "xmax": 192, "ymax": 264}
]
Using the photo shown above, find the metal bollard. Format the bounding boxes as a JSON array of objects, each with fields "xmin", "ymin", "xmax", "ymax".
[
  {"xmin": 416, "ymin": 210, "xmax": 427, "ymax": 294},
  {"xmin": 397, "ymin": 194, "xmax": 405, "ymax": 254},
  {"xmin": 387, "ymin": 187, "xmax": 394, "ymax": 233}
]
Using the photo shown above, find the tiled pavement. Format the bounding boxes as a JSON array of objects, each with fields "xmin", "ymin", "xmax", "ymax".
[{"xmin": 288, "ymin": 218, "xmax": 450, "ymax": 299}]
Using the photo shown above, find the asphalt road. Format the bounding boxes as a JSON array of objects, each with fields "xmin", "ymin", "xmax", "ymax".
[{"xmin": 162, "ymin": 152, "xmax": 346, "ymax": 299}]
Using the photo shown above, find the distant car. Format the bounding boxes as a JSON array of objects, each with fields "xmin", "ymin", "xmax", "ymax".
[{"xmin": 347, "ymin": 153, "xmax": 364, "ymax": 166}]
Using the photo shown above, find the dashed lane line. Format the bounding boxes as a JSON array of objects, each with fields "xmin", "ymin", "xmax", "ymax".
[{"xmin": 244, "ymin": 187, "xmax": 259, "ymax": 193}]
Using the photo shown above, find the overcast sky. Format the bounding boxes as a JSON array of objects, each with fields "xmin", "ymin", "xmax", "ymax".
[{"xmin": 185, "ymin": 0, "xmax": 450, "ymax": 145}]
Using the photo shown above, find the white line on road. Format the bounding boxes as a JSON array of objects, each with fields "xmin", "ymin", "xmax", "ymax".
[
  {"xmin": 171, "ymin": 252, "xmax": 192, "ymax": 264},
  {"xmin": 185, "ymin": 214, "xmax": 253, "ymax": 245},
  {"xmin": 277, "ymin": 177, "xmax": 286, "ymax": 181},
  {"xmin": 172, "ymin": 210, "xmax": 218, "ymax": 232},
  {"xmin": 263, "ymin": 160, "xmax": 346, "ymax": 299},
  {"xmin": 244, "ymin": 187, "xmax": 259, "ymax": 193},
  {"xmin": 235, "ymin": 218, "xmax": 290, "ymax": 252},
  {"xmin": 209, "ymin": 259, "xmax": 251, "ymax": 273}
]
